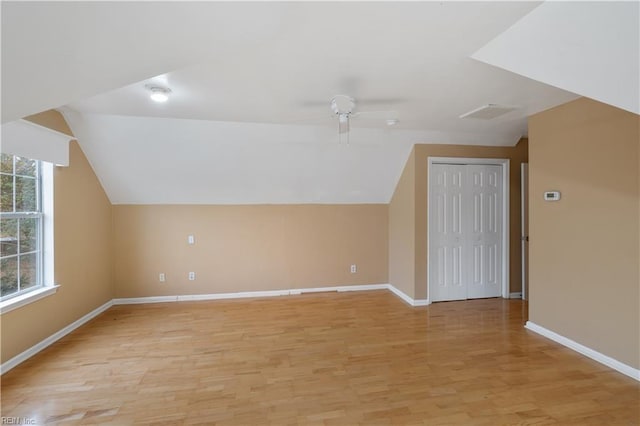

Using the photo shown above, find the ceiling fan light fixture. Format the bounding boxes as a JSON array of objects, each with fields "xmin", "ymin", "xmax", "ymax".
[{"xmin": 146, "ymin": 84, "xmax": 172, "ymax": 103}]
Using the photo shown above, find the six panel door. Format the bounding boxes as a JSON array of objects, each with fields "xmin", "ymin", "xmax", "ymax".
[
  {"xmin": 429, "ymin": 163, "xmax": 503, "ymax": 302},
  {"xmin": 466, "ymin": 165, "xmax": 502, "ymax": 299},
  {"xmin": 429, "ymin": 164, "xmax": 467, "ymax": 302}
]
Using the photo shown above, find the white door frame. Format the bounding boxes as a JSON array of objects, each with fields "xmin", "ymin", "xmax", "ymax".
[
  {"xmin": 427, "ymin": 157, "xmax": 510, "ymax": 302},
  {"xmin": 521, "ymin": 163, "xmax": 528, "ymax": 300}
]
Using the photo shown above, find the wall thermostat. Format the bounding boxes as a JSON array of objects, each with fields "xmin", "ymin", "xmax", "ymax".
[{"xmin": 544, "ymin": 191, "xmax": 561, "ymax": 201}]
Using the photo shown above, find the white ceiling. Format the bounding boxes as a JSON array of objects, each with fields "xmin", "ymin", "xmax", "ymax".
[
  {"xmin": 4, "ymin": 2, "xmax": 633, "ymax": 204},
  {"xmin": 64, "ymin": 111, "xmax": 501, "ymax": 205},
  {"xmin": 473, "ymin": 1, "xmax": 640, "ymax": 115},
  {"xmin": 1, "ymin": 2, "xmax": 290, "ymax": 124}
]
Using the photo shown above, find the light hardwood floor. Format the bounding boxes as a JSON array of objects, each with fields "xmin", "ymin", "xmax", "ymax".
[{"xmin": 1, "ymin": 291, "xmax": 638, "ymax": 425}]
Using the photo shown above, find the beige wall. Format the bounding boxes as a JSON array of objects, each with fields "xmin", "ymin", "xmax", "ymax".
[
  {"xmin": 388, "ymin": 148, "xmax": 417, "ymax": 298},
  {"xmin": 24, "ymin": 110, "xmax": 74, "ymax": 136},
  {"xmin": 1, "ymin": 111, "xmax": 114, "ymax": 363},
  {"xmin": 113, "ymin": 204, "xmax": 388, "ymax": 298},
  {"xmin": 529, "ymin": 98, "xmax": 639, "ymax": 369},
  {"xmin": 388, "ymin": 140, "xmax": 528, "ymax": 300}
]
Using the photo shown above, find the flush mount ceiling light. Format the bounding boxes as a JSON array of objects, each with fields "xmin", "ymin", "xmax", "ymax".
[{"xmin": 145, "ymin": 84, "xmax": 171, "ymax": 103}]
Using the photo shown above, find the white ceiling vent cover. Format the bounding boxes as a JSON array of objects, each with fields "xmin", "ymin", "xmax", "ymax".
[{"xmin": 459, "ymin": 104, "xmax": 517, "ymax": 120}]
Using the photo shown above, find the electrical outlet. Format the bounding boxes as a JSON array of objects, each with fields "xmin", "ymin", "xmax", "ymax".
[
  {"xmin": 159, "ymin": 273, "xmax": 166, "ymax": 282},
  {"xmin": 350, "ymin": 264, "xmax": 357, "ymax": 273},
  {"xmin": 188, "ymin": 272, "xmax": 196, "ymax": 281},
  {"xmin": 188, "ymin": 235, "xmax": 195, "ymax": 245}
]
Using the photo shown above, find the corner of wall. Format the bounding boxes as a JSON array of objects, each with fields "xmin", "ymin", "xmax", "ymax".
[{"xmin": 388, "ymin": 147, "xmax": 417, "ymax": 299}]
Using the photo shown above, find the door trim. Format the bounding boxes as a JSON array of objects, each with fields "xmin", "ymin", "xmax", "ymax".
[
  {"xmin": 521, "ymin": 163, "xmax": 528, "ymax": 300},
  {"xmin": 427, "ymin": 157, "xmax": 510, "ymax": 302}
]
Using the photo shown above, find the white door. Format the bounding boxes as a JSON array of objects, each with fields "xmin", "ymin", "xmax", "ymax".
[
  {"xmin": 466, "ymin": 165, "xmax": 502, "ymax": 299},
  {"xmin": 429, "ymin": 163, "xmax": 503, "ymax": 302},
  {"xmin": 429, "ymin": 164, "xmax": 467, "ymax": 301}
]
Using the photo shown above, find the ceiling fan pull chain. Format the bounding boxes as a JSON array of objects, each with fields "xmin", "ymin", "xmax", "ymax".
[{"xmin": 346, "ymin": 118, "xmax": 350, "ymax": 145}]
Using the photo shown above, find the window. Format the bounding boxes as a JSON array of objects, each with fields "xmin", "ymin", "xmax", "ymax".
[{"xmin": 0, "ymin": 153, "xmax": 43, "ymax": 300}]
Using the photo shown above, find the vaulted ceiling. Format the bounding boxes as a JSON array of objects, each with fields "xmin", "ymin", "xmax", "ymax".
[{"xmin": 2, "ymin": 2, "xmax": 637, "ymax": 204}]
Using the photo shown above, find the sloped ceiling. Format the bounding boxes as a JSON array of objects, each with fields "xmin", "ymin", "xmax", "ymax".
[
  {"xmin": 473, "ymin": 1, "xmax": 639, "ymax": 115},
  {"xmin": 1, "ymin": 2, "xmax": 289, "ymax": 124},
  {"xmin": 63, "ymin": 110, "xmax": 528, "ymax": 204},
  {"xmin": 5, "ymin": 2, "xmax": 631, "ymax": 204}
]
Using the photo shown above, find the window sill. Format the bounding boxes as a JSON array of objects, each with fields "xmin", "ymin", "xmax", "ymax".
[{"xmin": 0, "ymin": 285, "xmax": 60, "ymax": 315}]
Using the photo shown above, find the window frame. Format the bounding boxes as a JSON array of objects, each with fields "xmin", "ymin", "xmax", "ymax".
[{"xmin": 0, "ymin": 155, "xmax": 56, "ymax": 312}]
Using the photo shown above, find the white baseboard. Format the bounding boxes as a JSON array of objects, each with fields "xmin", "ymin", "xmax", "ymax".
[
  {"xmin": 335, "ymin": 284, "xmax": 389, "ymax": 292},
  {"xmin": 290, "ymin": 284, "xmax": 388, "ymax": 295},
  {"xmin": 113, "ymin": 284, "xmax": 390, "ymax": 305},
  {"xmin": 112, "ymin": 295, "xmax": 178, "ymax": 304},
  {"xmin": 525, "ymin": 321, "xmax": 640, "ymax": 382},
  {"xmin": 178, "ymin": 290, "xmax": 290, "ymax": 301},
  {"xmin": 510, "ymin": 292, "xmax": 523, "ymax": 299},
  {"xmin": 1, "ymin": 300, "xmax": 113, "ymax": 375},
  {"xmin": 386, "ymin": 285, "xmax": 430, "ymax": 307}
]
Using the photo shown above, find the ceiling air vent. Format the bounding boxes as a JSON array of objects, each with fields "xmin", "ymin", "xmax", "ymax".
[{"xmin": 459, "ymin": 104, "xmax": 517, "ymax": 120}]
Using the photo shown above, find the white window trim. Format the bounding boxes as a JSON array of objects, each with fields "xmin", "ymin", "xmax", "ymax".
[
  {"xmin": 42, "ymin": 162, "xmax": 54, "ymax": 288},
  {"xmin": 1, "ymin": 162, "xmax": 56, "ymax": 314},
  {"xmin": 0, "ymin": 285, "xmax": 59, "ymax": 314}
]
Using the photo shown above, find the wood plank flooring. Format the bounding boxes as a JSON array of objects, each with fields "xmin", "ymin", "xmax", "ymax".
[{"xmin": 1, "ymin": 291, "xmax": 638, "ymax": 425}]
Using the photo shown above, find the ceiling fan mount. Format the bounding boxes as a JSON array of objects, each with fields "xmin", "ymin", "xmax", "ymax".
[
  {"xmin": 330, "ymin": 95, "xmax": 355, "ymax": 116},
  {"xmin": 330, "ymin": 95, "xmax": 355, "ymax": 135}
]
